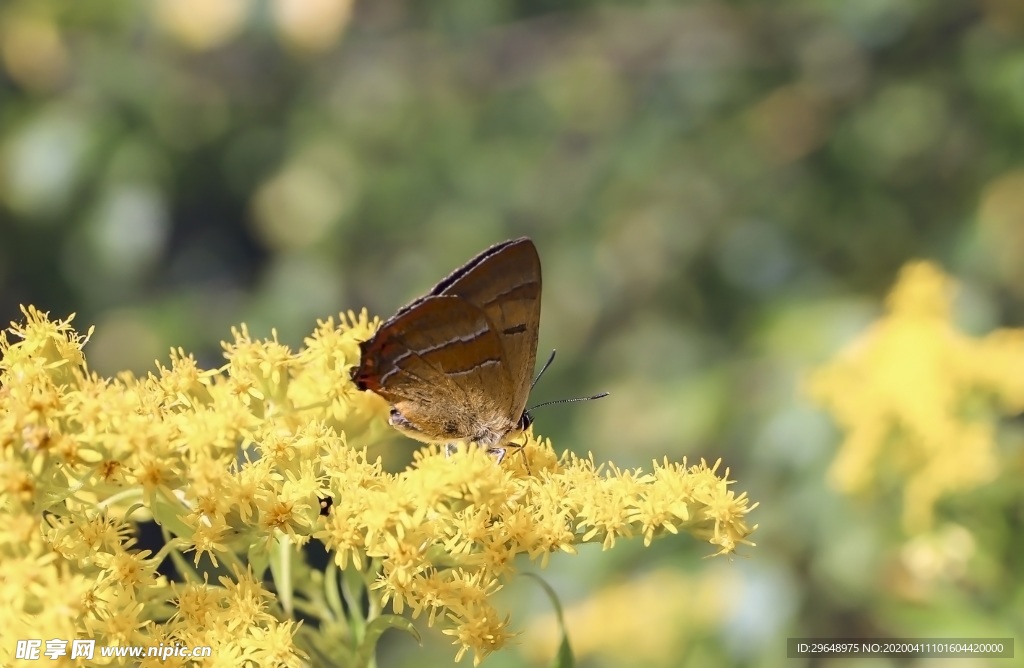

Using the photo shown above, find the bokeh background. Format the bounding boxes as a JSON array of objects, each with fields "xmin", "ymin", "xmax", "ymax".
[{"xmin": 3, "ymin": 0, "xmax": 1023, "ymax": 666}]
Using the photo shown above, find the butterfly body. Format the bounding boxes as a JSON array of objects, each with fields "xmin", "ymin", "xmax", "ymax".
[{"xmin": 351, "ymin": 238, "xmax": 541, "ymax": 456}]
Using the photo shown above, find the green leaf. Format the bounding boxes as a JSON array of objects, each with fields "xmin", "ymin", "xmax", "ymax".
[
  {"xmin": 352, "ymin": 615, "xmax": 422, "ymax": 668},
  {"xmin": 247, "ymin": 539, "xmax": 270, "ymax": 581},
  {"xmin": 341, "ymin": 566, "xmax": 367, "ymax": 637},
  {"xmin": 268, "ymin": 533, "xmax": 293, "ymax": 616},
  {"xmin": 163, "ymin": 536, "xmax": 202, "ymax": 584},
  {"xmin": 325, "ymin": 560, "xmax": 346, "ymax": 623},
  {"xmin": 150, "ymin": 489, "xmax": 194, "ymax": 540},
  {"xmin": 296, "ymin": 622, "xmax": 356, "ymax": 668},
  {"xmin": 522, "ymin": 573, "xmax": 575, "ymax": 668}
]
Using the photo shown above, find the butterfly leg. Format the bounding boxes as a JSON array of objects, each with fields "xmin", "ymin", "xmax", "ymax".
[
  {"xmin": 489, "ymin": 442, "xmax": 530, "ymax": 475},
  {"xmin": 445, "ymin": 442, "xmax": 509, "ymax": 465},
  {"xmin": 445, "ymin": 442, "xmax": 531, "ymax": 475}
]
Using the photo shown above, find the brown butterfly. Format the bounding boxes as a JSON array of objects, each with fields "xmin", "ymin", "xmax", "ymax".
[{"xmin": 350, "ymin": 237, "xmax": 605, "ymax": 464}]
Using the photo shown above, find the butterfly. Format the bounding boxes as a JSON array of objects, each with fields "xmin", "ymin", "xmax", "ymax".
[{"xmin": 351, "ymin": 237, "xmax": 606, "ymax": 465}]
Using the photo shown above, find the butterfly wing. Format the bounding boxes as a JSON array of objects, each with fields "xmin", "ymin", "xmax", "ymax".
[
  {"xmin": 421, "ymin": 238, "xmax": 541, "ymax": 422},
  {"xmin": 352, "ymin": 295, "xmax": 514, "ymax": 442}
]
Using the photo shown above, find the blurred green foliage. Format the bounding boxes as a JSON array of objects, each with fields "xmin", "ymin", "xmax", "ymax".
[{"xmin": 2, "ymin": 0, "xmax": 1023, "ymax": 666}]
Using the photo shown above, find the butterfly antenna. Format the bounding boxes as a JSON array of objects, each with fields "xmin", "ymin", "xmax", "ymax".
[
  {"xmin": 528, "ymin": 349, "xmax": 609, "ymax": 411},
  {"xmin": 527, "ymin": 392, "xmax": 610, "ymax": 413},
  {"xmin": 531, "ymin": 349, "xmax": 558, "ymax": 392}
]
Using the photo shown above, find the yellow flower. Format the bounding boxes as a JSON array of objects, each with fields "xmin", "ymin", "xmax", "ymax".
[
  {"xmin": 443, "ymin": 604, "xmax": 514, "ymax": 666},
  {"xmin": 218, "ymin": 571, "xmax": 278, "ymax": 632},
  {"xmin": 171, "ymin": 577, "xmax": 223, "ymax": 628},
  {"xmin": 808, "ymin": 261, "xmax": 1024, "ymax": 531},
  {"xmin": 0, "ymin": 305, "xmax": 756, "ymax": 666},
  {"xmin": 185, "ymin": 511, "xmax": 232, "ymax": 567},
  {"xmin": 91, "ymin": 586, "xmax": 150, "ymax": 645}
]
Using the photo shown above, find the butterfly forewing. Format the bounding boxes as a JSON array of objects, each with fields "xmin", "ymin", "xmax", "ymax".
[{"xmin": 427, "ymin": 238, "xmax": 541, "ymax": 419}]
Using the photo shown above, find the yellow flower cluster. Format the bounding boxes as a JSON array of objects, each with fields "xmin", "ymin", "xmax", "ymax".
[
  {"xmin": 808, "ymin": 262, "xmax": 1024, "ymax": 531},
  {"xmin": 0, "ymin": 305, "xmax": 757, "ymax": 666}
]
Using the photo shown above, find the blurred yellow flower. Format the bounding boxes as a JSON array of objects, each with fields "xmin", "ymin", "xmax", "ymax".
[
  {"xmin": 153, "ymin": 0, "xmax": 250, "ymax": 51},
  {"xmin": 884, "ymin": 523, "xmax": 976, "ymax": 602},
  {"xmin": 808, "ymin": 261, "xmax": 1024, "ymax": 531},
  {"xmin": 0, "ymin": 305, "xmax": 757, "ymax": 666},
  {"xmin": 271, "ymin": 0, "xmax": 356, "ymax": 53},
  {"xmin": 522, "ymin": 566, "xmax": 738, "ymax": 667},
  {"xmin": 0, "ymin": 12, "xmax": 69, "ymax": 91}
]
